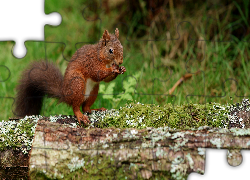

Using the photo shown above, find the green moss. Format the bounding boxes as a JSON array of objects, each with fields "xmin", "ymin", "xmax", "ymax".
[
  {"xmin": 30, "ymin": 153, "xmax": 138, "ymax": 180},
  {"xmin": 0, "ymin": 115, "xmax": 40, "ymax": 153},
  {"xmin": 30, "ymin": 152, "xmax": 184, "ymax": 180},
  {"xmin": 89, "ymin": 101, "xmax": 231, "ymax": 130}
]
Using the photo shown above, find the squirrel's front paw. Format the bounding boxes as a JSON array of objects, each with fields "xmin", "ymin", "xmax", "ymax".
[
  {"xmin": 119, "ymin": 66, "xmax": 126, "ymax": 74},
  {"xmin": 112, "ymin": 64, "xmax": 120, "ymax": 74}
]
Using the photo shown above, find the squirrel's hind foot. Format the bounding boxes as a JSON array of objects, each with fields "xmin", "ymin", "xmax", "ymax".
[{"xmin": 77, "ymin": 114, "xmax": 91, "ymax": 126}]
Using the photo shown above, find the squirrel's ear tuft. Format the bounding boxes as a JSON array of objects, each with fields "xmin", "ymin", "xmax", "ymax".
[
  {"xmin": 102, "ymin": 30, "xmax": 110, "ymax": 46},
  {"xmin": 115, "ymin": 28, "xmax": 119, "ymax": 39},
  {"xmin": 102, "ymin": 30, "xmax": 110, "ymax": 41}
]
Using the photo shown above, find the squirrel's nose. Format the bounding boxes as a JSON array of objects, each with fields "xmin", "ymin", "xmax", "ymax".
[{"xmin": 119, "ymin": 62, "xmax": 122, "ymax": 65}]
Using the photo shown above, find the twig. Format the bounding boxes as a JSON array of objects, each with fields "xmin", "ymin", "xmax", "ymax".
[
  {"xmin": 169, "ymin": 70, "xmax": 201, "ymax": 95},
  {"xmin": 83, "ymin": 167, "xmax": 88, "ymax": 173}
]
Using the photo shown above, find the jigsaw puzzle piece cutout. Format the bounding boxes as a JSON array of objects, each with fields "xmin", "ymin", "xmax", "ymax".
[
  {"xmin": 45, "ymin": 0, "xmax": 102, "ymax": 61},
  {"xmin": 0, "ymin": 0, "xmax": 61, "ymax": 59},
  {"xmin": 188, "ymin": 149, "xmax": 250, "ymax": 180}
]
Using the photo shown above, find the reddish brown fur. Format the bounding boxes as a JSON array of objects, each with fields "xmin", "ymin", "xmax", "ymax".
[{"xmin": 15, "ymin": 28, "xmax": 126, "ymax": 125}]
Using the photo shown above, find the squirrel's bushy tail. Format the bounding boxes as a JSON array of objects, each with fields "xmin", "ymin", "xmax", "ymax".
[{"xmin": 14, "ymin": 61, "xmax": 63, "ymax": 117}]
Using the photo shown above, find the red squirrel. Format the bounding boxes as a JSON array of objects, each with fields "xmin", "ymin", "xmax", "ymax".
[{"xmin": 15, "ymin": 28, "xmax": 126, "ymax": 125}]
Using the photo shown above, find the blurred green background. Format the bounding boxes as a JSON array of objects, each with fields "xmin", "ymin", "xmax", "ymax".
[{"xmin": 0, "ymin": 0, "xmax": 250, "ymax": 120}]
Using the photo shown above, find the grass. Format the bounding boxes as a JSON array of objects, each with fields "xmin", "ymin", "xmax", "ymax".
[{"xmin": 0, "ymin": 0, "xmax": 249, "ymax": 125}]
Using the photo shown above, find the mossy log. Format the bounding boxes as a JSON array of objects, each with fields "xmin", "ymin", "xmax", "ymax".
[{"xmin": 2, "ymin": 119, "xmax": 250, "ymax": 179}]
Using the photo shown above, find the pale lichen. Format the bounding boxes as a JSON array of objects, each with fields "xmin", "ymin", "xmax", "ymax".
[
  {"xmin": 67, "ymin": 156, "xmax": 85, "ymax": 172},
  {"xmin": 0, "ymin": 115, "xmax": 40, "ymax": 153},
  {"xmin": 198, "ymin": 148, "xmax": 205, "ymax": 156},
  {"xmin": 170, "ymin": 157, "xmax": 188, "ymax": 180},
  {"xmin": 186, "ymin": 153, "xmax": 194, "ymax": 169},
  {"xmin": 210, "ymin": 138, "xmax": 224, "ymax": 149}
]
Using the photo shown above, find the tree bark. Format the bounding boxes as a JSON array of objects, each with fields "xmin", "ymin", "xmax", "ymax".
[{"xmin": 2, "ymin": 119, "xmax": 250, "ymax": 179}]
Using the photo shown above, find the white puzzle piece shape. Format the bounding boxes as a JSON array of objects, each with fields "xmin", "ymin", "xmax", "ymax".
[
  {"xmin": 0, "ymin": 0, "xmax": 61, "ymax": 58},
  {"xmin": 189, "ymin": 149, "xmax": 250, "ymax": 180}
]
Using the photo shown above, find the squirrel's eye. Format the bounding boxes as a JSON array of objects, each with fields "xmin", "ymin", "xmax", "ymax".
[{"xmin": 109, "ymin": 49, "xmax": 113, "ymax": 54}]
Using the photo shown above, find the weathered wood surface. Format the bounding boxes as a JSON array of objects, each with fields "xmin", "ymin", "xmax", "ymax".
[
  {"xmin": 0, "ymin": 149, "xmax": 30, "ymax": 179},
  {"xmin": 1, "ymin": 119, "xmax": 250, "ymax": 179}
]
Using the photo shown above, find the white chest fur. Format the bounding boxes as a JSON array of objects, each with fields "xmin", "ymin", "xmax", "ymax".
[
  {"xmin": 84, "ymin": 78, "xmax": 98, "ymax": 101},
  {"xmin": 106, "ymin": 62, "xmax": 112, "ymax": 68}
]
